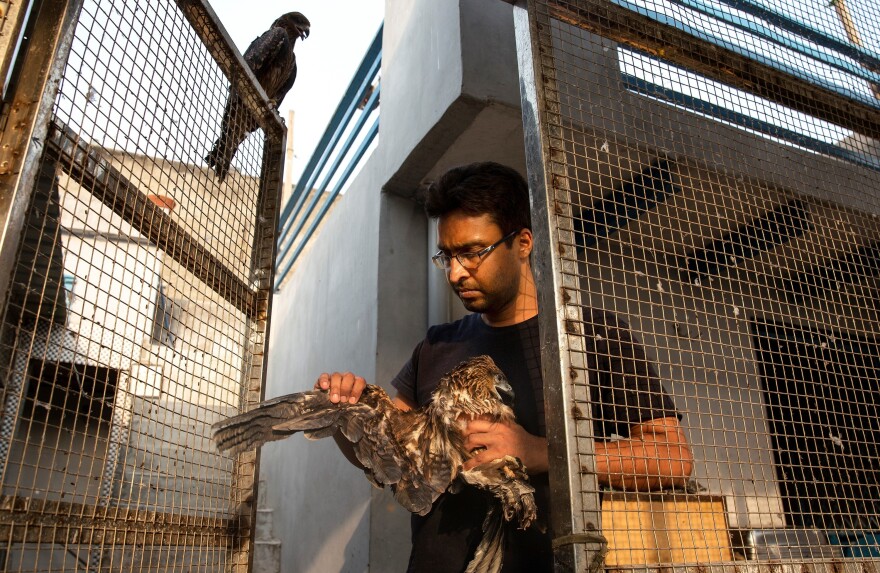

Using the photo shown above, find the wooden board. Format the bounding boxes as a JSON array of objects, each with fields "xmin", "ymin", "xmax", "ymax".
[{"xmin": 602, "ymin": 492, "xmax": 733, "ymax": 566}]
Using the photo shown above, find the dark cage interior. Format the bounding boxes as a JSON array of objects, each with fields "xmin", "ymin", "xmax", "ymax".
[
  {"xmin": 754, "ymin": 321, "xmax": 880, "ymax": 531},
  {"xmin": 518, "ymin": 0, "xmax": 880, "ymax": 569}
]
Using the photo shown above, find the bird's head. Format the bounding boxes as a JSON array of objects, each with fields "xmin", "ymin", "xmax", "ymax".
[
  {"xmin": 431, "ymin": 355, "xmax": 516, "ymax": 423},
  {"xmin": 274, "ymin": 11, "xmax": 310, "ymax": 41}
]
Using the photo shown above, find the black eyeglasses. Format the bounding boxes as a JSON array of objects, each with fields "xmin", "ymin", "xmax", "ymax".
[{"xmin": 431, "ymin": 229, "xmax": 519, "ymax": 270}]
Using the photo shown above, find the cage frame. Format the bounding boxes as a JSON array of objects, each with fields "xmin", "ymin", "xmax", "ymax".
[
  {"xmin": 0, "ymin": 1, "xmax": 287, "ymax": 571},
  {"xmin": 514, "ymin": 0, "xmax": 880, "ymax": 570}
]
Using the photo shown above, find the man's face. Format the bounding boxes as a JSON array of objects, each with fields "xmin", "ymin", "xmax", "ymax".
[{"xmin": 436, "ymin": 211, "xmax": 522, "ymax": 315}]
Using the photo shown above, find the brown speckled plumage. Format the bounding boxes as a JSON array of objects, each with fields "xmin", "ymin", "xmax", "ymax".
[{"xmin": 212, "ymin": 355, "xmax": 536, "ymax": 573}]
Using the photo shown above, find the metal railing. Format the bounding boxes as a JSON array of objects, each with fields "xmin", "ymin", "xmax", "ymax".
[
  {"xmin": 613, "ymin": 0, "xmax": 880, "ymax": 170},
  {"xmin": 274, "ymin": 25, "xmax": 382, "ymax": 289}
]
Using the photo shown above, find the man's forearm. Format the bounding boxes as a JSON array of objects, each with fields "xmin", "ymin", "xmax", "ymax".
[{"xmin": 593, "ymin": 417, "xmax": 693, "ymax": 491}]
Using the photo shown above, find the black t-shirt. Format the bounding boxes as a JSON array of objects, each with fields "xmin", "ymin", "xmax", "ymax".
[{"xmin": 391, "ymin": 310, "xmax": 679, "ymax": 573}]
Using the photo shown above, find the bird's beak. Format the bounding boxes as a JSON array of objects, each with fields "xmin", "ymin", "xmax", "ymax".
[
  {"xmin": 299, "ymin": 26, "xmax": 310, "ymax": 40},
  {"xmin": 494, "ymin": 376, "xmax": 515, "ymax": 407}
]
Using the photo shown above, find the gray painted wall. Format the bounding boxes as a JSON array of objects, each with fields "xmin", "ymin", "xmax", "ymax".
[
  {"xmin": 261, "ymin": 157, "xmax": 382, "ymax": 573},
  {"xmin": 460, "ymin": 0, "xmax": 521, "ymax": 109},
  {"xmin": 381, "ymin": 0, "xmax": 465, "ymax": 195}
]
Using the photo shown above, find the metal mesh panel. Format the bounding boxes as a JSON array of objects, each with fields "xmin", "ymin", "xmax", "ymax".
[
  {"xmin": 0, "ymin": 0, "xmax": 282, "ymax": 571},
  {"xmin": 516, "ymin": 0, "xmax": 880, "ymax": 569}
]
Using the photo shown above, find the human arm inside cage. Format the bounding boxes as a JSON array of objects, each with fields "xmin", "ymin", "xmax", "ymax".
[{"xmin": 593, "ymin": 416, "xmax": 693, "ymax": 491}]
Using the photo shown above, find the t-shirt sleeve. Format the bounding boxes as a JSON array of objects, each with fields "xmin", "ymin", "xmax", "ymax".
[
  {"xmin": 586, "ymin": 310, "xmax": 680, "ymax": 439},
  {"xmin": 390, "ymin": 340, "xmax": 424, "ymax": 404}
]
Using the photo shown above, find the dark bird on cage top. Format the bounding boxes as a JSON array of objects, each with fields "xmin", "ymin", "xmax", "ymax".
[
  {"xmin": 205, "ymin": 11, "xmax": 310, "ymax": 181},
  {"xmin": 213, "ymin": 355, "xmax": 537, "ymax": 573}
]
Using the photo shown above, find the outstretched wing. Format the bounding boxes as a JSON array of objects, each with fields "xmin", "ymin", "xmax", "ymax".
[
  {"xmin": 337, "ymin": 392, "xmax": 451, "ymax": 515},
  {"xmin": 212, "ymin": 390, "xmax": 346, "ymax": 455},
  {"xmin": 333, "ymin": 386, "xmax": 409, "ymax": 487},
  {"xmin": 211, "ymin": 385, "xmax": 448, "ymax": 514}
]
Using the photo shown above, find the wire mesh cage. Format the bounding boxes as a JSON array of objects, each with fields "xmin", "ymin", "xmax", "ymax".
[
  {"xmin": 0, "ymin": 0, "xmax": 283, "ymax": 571},
  {"xmin": 516, "ymin": 0, "xmax": 880, "ymax": 569}
]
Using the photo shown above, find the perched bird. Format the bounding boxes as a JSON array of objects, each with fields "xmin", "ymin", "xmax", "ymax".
[
  {"xmin": 213, "ymin": 355, "xmax": 536, "ymax": 573},
  {"xmin": 205, "ymin": 11, "xmax": 310, "ymax": 181}
]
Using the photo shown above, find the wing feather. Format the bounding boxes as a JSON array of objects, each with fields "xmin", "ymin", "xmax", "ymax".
[
  {"xmin": 243, "ymin": 28, "xmax": 290, "ymax": 77},
  {"xmin": 213, "ymin": 388, "xmax": 376, "ymax": 455},
  {"xmin": 213, "ymin": 386, "xmax": 426, "ymax": 499},
  {"xmin": 458, "ymin": 456, "xmax": 536, "ymax": 530},
  {"xmin": 392, "ymin": 476, "xmax": 439, "ymax": 516},
  {"xmin": 272, "ymin": 406, "xmax": 342, "ymax": 433},
  {"xmin": 339, "ymin": 410, "xmax": 365, "ymax": 442},
  {"xmin": 243, "ymin": 27, "xmax": 296, "ymax": 103},
  {"xmin": 212, "ymin": 392, "xmax": 322, "ymax": 455}
]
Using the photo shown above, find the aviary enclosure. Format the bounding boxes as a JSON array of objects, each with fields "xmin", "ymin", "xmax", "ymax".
[
  {"xmin": 0, "ymin": 0, "xmax": 282, "ymax": 570},
  {"xmin": 515, "ymin": 0, "xmax": 880, "ymax": 570}
]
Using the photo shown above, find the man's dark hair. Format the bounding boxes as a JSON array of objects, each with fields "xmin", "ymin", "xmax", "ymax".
[{"xmin": 424, "ymin": 162, "xmax": 531, "ymax": 234}]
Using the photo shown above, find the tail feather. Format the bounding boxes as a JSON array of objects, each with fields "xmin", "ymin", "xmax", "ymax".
[
  {"xmin": 204, "ymin": 144, "xmax": 230, "ymax": 181},
  {"xmin": 205, "ymin": 130, "xmax": 247, "ymax": 181},
  {"xmin": 465, "ymin": 506, "xmax": 505, "ymax": 573},
  {"xmin": 205, "ymin": 95, "xmax": 254, "ymax": 181}
]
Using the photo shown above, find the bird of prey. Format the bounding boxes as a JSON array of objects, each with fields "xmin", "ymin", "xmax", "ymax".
[
  {"xmin": 213, "ymin": 355, "xmax": 537, "ymax": 573},
  {"xmin": 205, "ymin": 11, "xmax": 310, "ymax": 181}
]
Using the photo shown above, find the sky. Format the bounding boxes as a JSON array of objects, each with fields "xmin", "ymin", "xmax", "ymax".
[{"xmin": 208, "ymin": 1, "xmax": 384, "ymax": 185}]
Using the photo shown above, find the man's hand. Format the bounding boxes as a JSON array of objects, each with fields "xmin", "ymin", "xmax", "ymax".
[
  {"xmin": 314, "ymin": 372, "xmax": 366, "ymax": 404},
  {"xmin": 461, "ymin": 417, "xmax": 549, "ymax": 475}
]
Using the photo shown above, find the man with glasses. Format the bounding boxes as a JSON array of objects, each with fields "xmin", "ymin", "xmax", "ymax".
[{"xmin": 317, "ymin": 161, "xmax": 693, "ymax": 572}]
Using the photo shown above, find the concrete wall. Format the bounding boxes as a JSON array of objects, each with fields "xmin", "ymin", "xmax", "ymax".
[
  {"xmin": 371, "ymin": 193, "xmax": 429, "ymax": 572},
  {"xmin": 261, "ymin": 152, "xmax": 384, "ymax": 572},
  {"xmin": 383, "ymin": 0, "xmax": 523, "ymax": 197},
  {"xmin": 380, "ymin": 0, "xmax": 464, "ymax": 196},
  {"xmin": 460, "ymin": 0, "xmax": 521, "ymax": 109}
]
